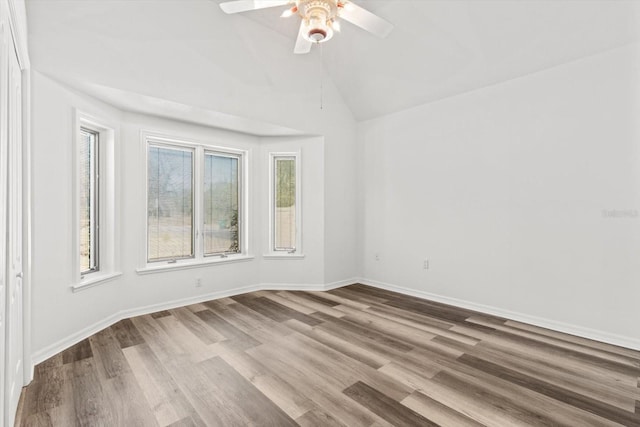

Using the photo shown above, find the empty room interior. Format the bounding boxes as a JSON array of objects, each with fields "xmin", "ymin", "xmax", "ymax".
[{"xmin": 1, "ymin": 0, "xmax": 639, "ymax": 425}]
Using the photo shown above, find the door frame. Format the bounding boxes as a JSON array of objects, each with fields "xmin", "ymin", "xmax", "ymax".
[
  {"xmin": 5, "ymin": 0, "xmax": 31, "ymax": 386},
  {"xmin": 1, "ymin": 2, "xmax": 31, "ymax": 425},
  {"xmin": 0, "ymin": 7, "xmax": 8, "ymax": 425}
]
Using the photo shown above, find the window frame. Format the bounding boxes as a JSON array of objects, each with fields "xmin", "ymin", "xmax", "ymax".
[
  {"xmin": 79, "ymin": 126, "xmax": 100, "ymax": 275},
  {"xmin": 267, "ymin": 151, "xmax": 302, "ymax": 257},
  {"xmin": 203, "ymin": 149, "xmax": 243, "ymax": 258},
  {"xmin": 146, "ymin": 142, "xmax": 196, "ymax": 263},
  {"xmin": 72, "ymin": 110, "xmax": 121, "ymax": 291},
  {"xmin": 139, "ymin": 131, "xmax": 251, "ymax": 273}
]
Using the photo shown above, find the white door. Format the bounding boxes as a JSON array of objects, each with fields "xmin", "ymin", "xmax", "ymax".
[
  {"xmin": 4, "ymin": 33, "xmax": 23, "ymax": 427},
  {"xmin": 0, "ymin": 12, "xmax": 7, "ymax": 426}
]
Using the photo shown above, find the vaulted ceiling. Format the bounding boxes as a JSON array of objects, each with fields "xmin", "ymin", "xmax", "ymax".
[{"xmin": 26, "ymin": 0, "xmax": 640, "ymax": 122}]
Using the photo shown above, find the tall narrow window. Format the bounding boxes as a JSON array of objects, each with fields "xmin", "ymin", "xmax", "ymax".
[
  {"xmin": 74, "ymin": 111, "xmax": 120, "ymax": 291},
  {"xmin": 204, "ymin": 152, "xmax": 240, "ymax": 255},
  {"xmin": 147, "ymin": 145, "xmax": 194, "ymax": 261},
  {"xmin": 79, "ymin": 128, "xmax": 99, "ymax": 274},
  {"xmin": 273, "ymin": 155, "xmax": 298, "ymax": 251}
]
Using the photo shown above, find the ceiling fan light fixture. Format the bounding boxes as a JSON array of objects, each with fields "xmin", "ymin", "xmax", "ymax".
[
  {"xmin": 218, "ymin": 0, "xmax": 394, "ymax": 54},
  {"xmin": 301, "ymin": 4, "xmax": 334, "ymax": 43}
]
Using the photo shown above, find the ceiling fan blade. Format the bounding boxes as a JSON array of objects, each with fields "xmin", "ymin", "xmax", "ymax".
[
  {"xmin": 339, "ymin": 1, "xmax": 393, "ymax": 38},
  {"xmin": 294, "ymin": 21, "xmax": 312, "ymax": 54},
  {"xmin": 219, "ymin": 0, "xmax": 291, "ymax": 14}
]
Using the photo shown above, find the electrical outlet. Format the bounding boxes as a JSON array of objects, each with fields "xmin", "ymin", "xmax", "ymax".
[
  {"xmin": 423, "ymin": 259, "xmax": 429, "ymax": 270},
  {"xmin": 375, "ymin": 253, "xmax": 380, "ymax": 261},
  {"xmin": 196, "ymin": 277, "xmax": 202, "ymax": 287}
]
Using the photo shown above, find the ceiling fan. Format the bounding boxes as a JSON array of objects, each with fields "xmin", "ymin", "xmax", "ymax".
[{"xmin": 219, "ymin": 0, "xmax": 394, "ymax": 54}]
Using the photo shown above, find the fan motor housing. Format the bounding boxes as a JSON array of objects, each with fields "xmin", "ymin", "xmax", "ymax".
[{"xmin": 298, "ymin": 0, "xmax": 337, "ymax": 43}]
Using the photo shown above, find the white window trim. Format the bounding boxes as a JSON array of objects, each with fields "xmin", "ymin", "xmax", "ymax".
[
  {"xmin": 71, "ymin": 110, "xmax": 121, "ymax": 291},
  {"xmin": 265, "ymin": 151, "xmax": 303, "ymax": 258},
  {"xmin": 139, "ymin": 130, "xmax": 251, "ymax": 273}
]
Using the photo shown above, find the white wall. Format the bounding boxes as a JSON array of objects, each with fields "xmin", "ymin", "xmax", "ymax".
[
  {"xmin": 31, "ymin": 72, "xmax": 125, "ymax": 355},
  {"xmin": 258, "ymin": 137, "xmax": 325, "ymax": 286},
  {"xmin": 30, "ymin": 72, "xmax": 333, "ymax": 359},
  {"xmin": 358, "ymin": 43, "xmax": 640, "ymax": 346}
]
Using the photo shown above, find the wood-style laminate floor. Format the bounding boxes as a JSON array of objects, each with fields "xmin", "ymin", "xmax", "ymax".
[{"xmin": 16, "ymin": 284, "xmax": 640, "ymax": 426}]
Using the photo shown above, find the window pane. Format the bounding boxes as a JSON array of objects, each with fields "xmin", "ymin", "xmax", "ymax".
[
  {"xmin": 80, "ymin": 128, "xmax": 98, "ymax": 273},
  {"xmin": 147, "ymin": 146, "xmax": 194, "ymax": 261},
  {"xmin": 274, "ymin": 157, "xmax": 296, "ymax": 250},
  {"xmin": 204, "ymin": 153, "xmax": 240, "ymax": 255}
]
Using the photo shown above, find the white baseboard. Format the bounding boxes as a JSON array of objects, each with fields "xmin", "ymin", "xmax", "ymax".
[
  {"xmin": 31, "ymin": 278, "xmax": 360, "ymax": 366},
  {"xmin": 357, "ymin": 277, "xmax": 640, "ymax": 351}
]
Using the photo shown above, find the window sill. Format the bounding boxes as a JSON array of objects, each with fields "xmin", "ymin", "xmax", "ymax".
[
  {"xmin": 262, "ymin": 254, "xmax": 306, "ymax": 260},
  {"xmin": 136, "ymin": 255, "xmax": 255, "ymax": 275},
  {"xmin": 72, "ymin": 271, "xmax": 123, "ymax": 293}
]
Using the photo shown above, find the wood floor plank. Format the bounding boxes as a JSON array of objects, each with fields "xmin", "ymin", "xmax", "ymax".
[
  {"xmin": 166, "ymin": 416, "xmax": 198, "ymax": 427},
  {"xmin": 284, "ymin": 331, "xmax": 415, "ymax": 402},
  {"xmin": 247, "ymin": 343, "xmax": 393, "ymax": 426},
  {"xmin": 233, "ymin": 294, "xmax": 322, "ymax": 326},
  {"xmin": 469, "ymin": 340, "xmax": 639, "ymax": 411},
  {"xmin": 408, "ymin": 347, "xmax": 627, "ymax": 427},
  {"xmin": 503, "ymin": 319, "xmax": 640, "ymax": 360},
  {"xmin": 89, "ymin": 328, "xmax": 133, "ymax": 380},
  {"xmin": 110, "ymin": 318, "xmax": 146, "ymax": 349},
  {"xmin": 277, "ymin": 291, "xmax": 347, "ymax": 318},
  {"xmin": 343, "ymin": 381, "xmax": 438, "ymax": 427},
  {"xmin": 333, "ymin": 303, "xmax": 439, "ymax": 349},
  {"xmin": 198, "ymin": 300, "xmax": 292, "ymax": 347},
  {"xmin": 156, "ymin": 314, "xmax": 218, "ymax": 363},
  {"xmin": 432, "ymin": 370, "xmax": 572, "ymax": 426},
  {"xmin": 482, "ymin": 332, "xmax": 640, "ymax": 391},
  {"xmin": 193, "ymin": 309, "xmax": 261, "ymax": 350},
  {"xmin": 169, "ymin": 306, "xmax": 226, "ymax": 345},
  {"xmin": 69, "ymin": 358, "xmax": 110, "ymax": 426},
  {"xmin": 365, "ymin": 303, "xmax": 478, "ymax": 345},
  {"xmin": 284, "ymin": 318, "xmax": 390, "ymax": 369},
  {"xmin": 309, "ymin": 290, "xmax": 371, "ymax": 310},
  {"xmin": 19, "ymin": 284, "xmax": 640, "ymax": 427},
  {"xmin": 314, "ymin": 311, "xmax": 415, "ymax": 353},
  {"xmin": 130, "ymin": 314, "xmax": 187, "ymax": 363},
  {"xmin": 366, "ymin": 302, "xmax": 454, "ymax": 331},
  {"xmin": 261, "ymin": 292, "xmax": 318, "ymax": 315},
  {"xmin": 171, "ymin": 355, "xmax": 298, "ymax": 426},
  {"xmin": 296, "ymin": 408, "xmax": 348, "ymax": 427},
  {"xmin": 329, "ymin": 287, "xmax": 391, "ymax": 305},
  {"xmin": 123, "ymin": 341, "xmax": 205, "ymax": 426},
  {"xmin": 487, "ymin": 329, "xmax": 640, "ymax": 378},
  {"xmin": 458, "ymin": 353, "xmax": 640, "ymax": 426},
  {"xmin": 150, "ymin": 310, "xmax": 172, "ymax": 319},
  {"xmin": 61, "ymin": 339, "xmax": 93, "ymax": 364},
  {"xmin": 100, "ymin": 371, "xmax": 159, "ymax": 426},
  {"xmin": 213, "ymin": 341, "xmax": 316, "ymax": 419},
  {"xmin": 299, "ymin": 291, "xmax": 342, "ymax": 307},
  {"xmin": 470, "ymin": 316, "xmax": 640, "ymax": 369},
  {"xmin": 401, "ymin": 390, "xmax": 485, "ymax": 427}
]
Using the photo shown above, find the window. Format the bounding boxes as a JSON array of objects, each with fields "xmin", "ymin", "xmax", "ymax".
[
  {"xmin": 147, "ymin": 145, "xmax": 194, "ymax": 261},
  {"xmin": 73, "ymin": 111, "xmax": 120, "ymax": 291},
  {"xmin": 204, "ymin": 152, "xmax": 241, "ymax": 255},
  {"xmin": 79, "ymin": 127, "xmax": 99, "ymax": 274},
  {"xmin": 270, "ymin": 152, "xmax": 301, "ymax": 254},
  {"xmin": 143, "ymin": 134, "xmax": 248, "ymax": 269}
]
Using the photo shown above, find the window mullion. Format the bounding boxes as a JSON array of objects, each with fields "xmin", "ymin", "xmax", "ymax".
[{"xmin": 194, "ymin": 145, "xmax": 204, "ymax": 260}]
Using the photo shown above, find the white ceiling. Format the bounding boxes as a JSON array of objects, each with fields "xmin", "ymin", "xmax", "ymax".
[{"xmin": 26, "ymin": 0, "xmax": 640, "ymax": 122}]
